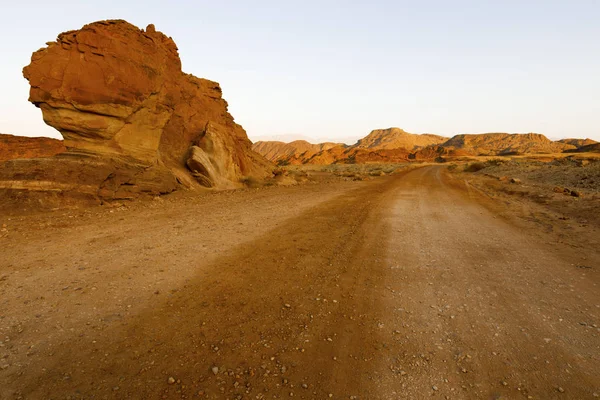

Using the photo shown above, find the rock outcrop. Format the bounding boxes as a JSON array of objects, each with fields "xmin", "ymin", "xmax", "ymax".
[
  {"xmin": 1, "ymin": 19, "xmax": 271, "ymax": 206},
  {"xmin": 441, "ymin": 133, "xmax": 575, "ymax": 155},
  {"xmin": 0, "ymin": 134, "xmax": 66, "ymax": 161}
]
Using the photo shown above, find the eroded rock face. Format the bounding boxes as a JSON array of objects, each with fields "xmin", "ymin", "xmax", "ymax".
[
  {"xmin": 23, "ymin": 21, "xmax": 181, "ymax": 162},
  {"xmin": 8, "ymin": 19, "xmax": 270, "ymax": 205}
]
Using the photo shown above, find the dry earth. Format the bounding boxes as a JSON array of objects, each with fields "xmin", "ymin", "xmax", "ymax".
[
  {"xmin": 1, "ymin": 166, "xmax": 599, "ymax": 399},
  {"xmin": 456, "ymin": 157, "xmax": 600, "ymax": 234}
]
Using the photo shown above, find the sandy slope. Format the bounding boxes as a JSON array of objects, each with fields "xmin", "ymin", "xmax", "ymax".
[{"xmin": 1, "ymin": 167, "xmax": 598, "ymax": 399}]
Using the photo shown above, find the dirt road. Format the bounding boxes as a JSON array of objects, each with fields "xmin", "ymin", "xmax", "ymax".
[{"xmin": 1, "ymin": 166, "xmax": 599, "ymax": 399}]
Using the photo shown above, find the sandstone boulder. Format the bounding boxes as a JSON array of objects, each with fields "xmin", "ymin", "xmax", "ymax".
[{"xmin": 1, "ymin": 19, "xmax": 271, "ymax": 207}]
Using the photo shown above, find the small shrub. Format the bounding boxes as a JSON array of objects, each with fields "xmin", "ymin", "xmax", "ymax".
[
  {"xmin": 464, "ymin": 162, "xmax": 487, "ymax": 173},
  {"xmin": 486, "ymin": 159, "xmax": 506, "ymax": 167},
  {"xmin": 272, "ymin": 168, "xmax": 288, "ymax": 177},
  {"xmin": 239, "ymin": 176, "xmax": 260, "ymax": 188}
]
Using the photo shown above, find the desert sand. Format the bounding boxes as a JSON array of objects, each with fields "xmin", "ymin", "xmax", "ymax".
[
  {"xmin": 1, "ymin": 165, "xmax": 599, "ymax": 399},
  {"xmin": 1, "ymin": 17, "xmax": 599, "ymax": 400}
]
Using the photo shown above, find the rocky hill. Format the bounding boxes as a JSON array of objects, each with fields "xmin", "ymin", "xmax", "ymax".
[
  {"xmin": 354, "ymin": 128, "xmax": 447, "ymax": 150},
  {"xmin": 254, "ymin": 130, "xmax": 591, "ymax": 165},
  {"xmin": 252, "ymin": 128, "xmax": 448, "ymax": 165},
  {"xmin": 441, "ymin": 133, "xmax": 575, "ymax": 155},
  {"xmin": 558, "ymin": 138, "xmax": 598, "ymax": 148},
  {"xmin": 0, "ymin": 134, "xmax": 65, "ymax": 161},
  {"xmin": 564, "ymin": 143, "xmax": 600, "ymax": 153},
  {"xmin": 0, "ymin": 20, "xmax": 271, "ymax": 207},
  {"xmin": 252, "ymin": 140, "xmax": 343, "ymax": 164}
]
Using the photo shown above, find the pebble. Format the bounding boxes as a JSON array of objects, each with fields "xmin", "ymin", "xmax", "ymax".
[
  {"xmin": 284, "ymin": 304, "xmax": 291, "ymax": 308},
  {"xmin": 558, "ymin": 387, "xmax": 565, "ymax": 393},
  {"xmin": 432, "ymin": 385, "xmax": 438, "ymax": 391},
  {"xmin": 167, "ymin": 377, "xmax": 175, "ymax": 384},
  {"xmin": 212, "ymin": 366, "xmax": 219, "ymax": 375}
]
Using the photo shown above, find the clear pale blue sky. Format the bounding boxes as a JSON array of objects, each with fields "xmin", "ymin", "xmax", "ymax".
[{"xmin": 1, "ymin": 0, "xmax": 599, "ymax": 143}]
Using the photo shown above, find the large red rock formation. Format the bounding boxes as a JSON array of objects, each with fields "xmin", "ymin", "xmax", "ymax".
[
  {"xmin": 1, "ymin": 19, "xmax": 271, "ymax": 206},
  {"xmin": 0, "ymin": 134, "xmax": 65, "ymax": 161}
]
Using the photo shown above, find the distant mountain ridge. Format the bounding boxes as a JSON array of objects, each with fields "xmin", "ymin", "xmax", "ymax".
[
  {"xmin": 252, "ymin": 140, "xmax": 344, "ymax": 163},
  {"xmin": 0, "ymin": 133, "xmax": 66, "ymax": 161},
  {"xmin": 252, "ymin": 128, "xmax": 593, "ymax": 165},
  {"xmin": 564, "ymin": 142, "xmax": 600, "ymax": 153},
  {"xmin": 557, "ymin": 138, "xmax": 598, "ymax": 148},
  {"xmin": 354, "ymin": 128, "xmax": 447, "ymax": 150},
  {"xmin": 442, "ymin": 133, "xmax": 574, "ymax": 155}
]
